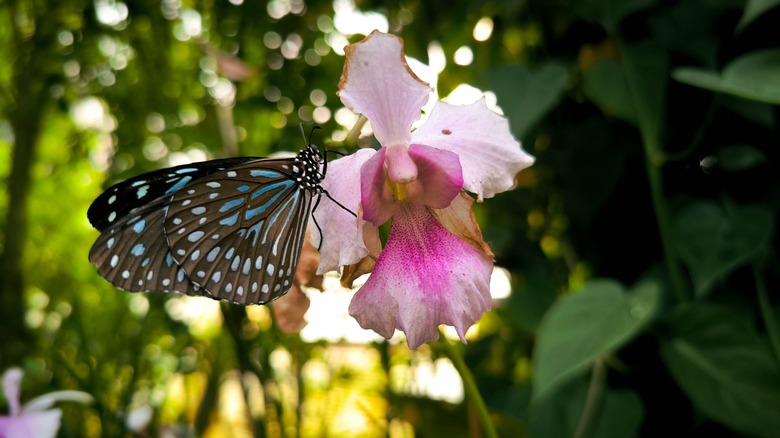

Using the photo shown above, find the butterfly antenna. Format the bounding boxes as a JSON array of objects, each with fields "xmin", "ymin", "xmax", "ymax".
[
  {"xmin": 299, "ymin": 122, "xmax": 307, "ymax": 144},
  {"xmin": 308, "ymin": 125, "xmax": 321, "ymax": 145}
]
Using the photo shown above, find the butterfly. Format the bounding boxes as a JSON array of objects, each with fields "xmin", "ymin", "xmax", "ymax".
[{"xmin": 88, "ymin": 138, "xmax": 349, "ymax": 305}]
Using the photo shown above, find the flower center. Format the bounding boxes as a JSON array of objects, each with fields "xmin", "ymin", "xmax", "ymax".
[
  {"xmin": 385, "ymin": 143, "xmax": 417, "ymax": 184},
  {"xmin": 388, "ymin": 179, "xmax": 407, "ymax": 202}
]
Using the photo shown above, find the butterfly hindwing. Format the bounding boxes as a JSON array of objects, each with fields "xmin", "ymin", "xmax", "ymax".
[
  {"xmin": 88, "ymin": 196, "xmax": 206, "ymax": 297},
  {"xmin": 164, "ymin": 160, "xmax": 314, "ymax": 304}
]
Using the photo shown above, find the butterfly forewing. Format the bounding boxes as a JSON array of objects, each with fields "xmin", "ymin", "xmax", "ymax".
[
  {"xmin": 164, "ymin": 160, "xmax": 315, "ymax": 304},
  {"xmin": 88, "ymin": 157, "xmax": 258, "ymax": 231},
  {"xmin": 88, "ymin": 196, "xmax": 206, "ymax": 296}
]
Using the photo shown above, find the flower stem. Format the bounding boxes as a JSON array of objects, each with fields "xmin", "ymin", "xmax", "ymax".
[
  {"xmin": 573, "ymin": 358, "xmax": 607, "ymax": 438},
  {"xmin": 644, "ymin": 158, "xmax": 689, "ymax": 303},
  {"xmin": 438, "ymin": 329, "xmax": 498, "ymax": 438},
  {"xmin": 618, "ymin": 40, "xmax": 689, "ymax": 304}
]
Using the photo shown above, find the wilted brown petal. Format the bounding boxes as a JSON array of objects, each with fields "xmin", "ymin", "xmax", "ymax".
[
  {"xmin": 431, "ymin": 191, "xmax": 495, "ymax": 260},
  {"xmin": 340, "ymin": 209, "xmax": 382, "ymax": 288},
  {"xmin": 271, "ymin": 286, "xmax": 310, "ymax": 333}
]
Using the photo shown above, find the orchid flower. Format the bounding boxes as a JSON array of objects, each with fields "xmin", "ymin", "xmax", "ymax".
[
  {"xmin": 311, "ymin": 31, "xmax": 535, "ymax": 349},
  {"xmin": 0, "ymin": 368, "xmax": 93, "ymax": 438}
]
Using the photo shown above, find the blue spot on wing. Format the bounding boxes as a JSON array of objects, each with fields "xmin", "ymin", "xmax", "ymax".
[
  {"xmin": 245, "ymin": 181, "xmax": 296, "ymax": 220},
  {"xmin": 250, "ymin": 170, "xmax": 284, "ymax": 178},
  {"xmin": 165, "ymin": 176, "xmax": 193, "ymax": 194},
  {"xmin": 131, "ymin": 243, "xmax": 145, "ymax": 256},
  {"xmin": 220, "ymin": 212, "xmax": 240, "ymax": 226},
  {"xmin": 262, "ymin": 192, "xmax": 300, "ymax": 248},
  {"xmin": 246, "ymin": 220, "xmax": 265, "ymax": 245},
  {"xmin": 251, "ymin": 180, "xmax": 294, "ymax": 200},
  {"xmin": 219, "ymin": 198, "xmax": 245, "ymax": 213},
  {"xmin": 133, "ymin": 219, "xmax": 146, "ymax": 234}
]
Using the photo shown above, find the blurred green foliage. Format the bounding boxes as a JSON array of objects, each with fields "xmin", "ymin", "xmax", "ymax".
[{"xmin": 1, "ymin": 0, "xmax": 779, "ymax": 437}]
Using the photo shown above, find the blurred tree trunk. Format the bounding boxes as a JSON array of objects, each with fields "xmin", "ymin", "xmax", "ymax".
[{"xmin": 0, "ymin": 2, "xmax": 50, "ymax": 369}]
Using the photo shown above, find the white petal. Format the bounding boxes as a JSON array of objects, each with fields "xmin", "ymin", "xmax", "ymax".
[
  {"xmin": 412, "ymin": 99, "xmax": 535, "ymax": 200},
  {"xmin": 311, "ymin": 148, "xmax": 376, "ymax": 274},
  {"xmin": 338, "ymin": 31, "xmax": 432, "ymax": 147}
]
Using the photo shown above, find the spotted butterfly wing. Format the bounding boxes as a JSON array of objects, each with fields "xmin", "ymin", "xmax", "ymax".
[{"xmin": 88, "ymin": 145, "xmax": 325, "ymax": 304}]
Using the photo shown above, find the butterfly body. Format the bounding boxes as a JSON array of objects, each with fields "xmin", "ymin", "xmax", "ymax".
[{"xmin": 88, "ymin": 144, "xmax": 325, "ymax": 304}]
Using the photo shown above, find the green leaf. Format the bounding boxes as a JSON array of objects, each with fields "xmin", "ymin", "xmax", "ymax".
[
  {"xmin": 583, "ymin": 61, "xmax": 637, "ymax": 124},
  {"xmin": 583, "ymin": 41, "xmax": 669, "ymax": 131},
  {"xmin": 673, "ymin": 49, "xmax": 780, "ymax": 104},
  {"xmin": 661, "ymin": 305, "xmax": 780, "ymax": 438},
  {"xmin": 570, "ymin": 0, "xmax": 658, "ymax": 33},
  {"xmin": 532, "ymin": 279, "xmax": 660, "ymax": 402},
  {"xmin": 489, "ymin": 61, "xmax": 571, "ymax": 138},
  {"xmin": 717, "ymin": 144, "xmax": 768, "ymax": 172},
  {"xmin": 737, "ymin": 0, "xmax": 780, "ymax": 32},
  {"xmin": 674, "ymin": 201, "xmax": 773, "ymax": 296}
]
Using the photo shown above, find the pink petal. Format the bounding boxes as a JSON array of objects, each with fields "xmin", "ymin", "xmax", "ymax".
[
  {"xmin": 0, "ymin": 409, "xmax": 62, "ymax": 438},
  {"xmin": 411, "ymin": 99, "xmax": 535, "ymax": 200},
  {"xmin": 361, "ymin": 145, "xmax": 463, "ymax": 226},
  {"xmin": 360, "ymin": 147, "xmax": 398, "ymax": 225},
  {"xmin": 338, "ymin": 30, "xmax": 432, "ymax": 147},
  {"xmin": 348, "ymin": 204, "xmax": 493, "ymax": 349},
  {"xmin": 2, "ymin": 368, "xmax": 22, "ymax": 417},
  {"xmin": 405, "ymin": 144, "xmax": 463, "ymax": 209},
  {"xmin": 311, "ymin": 148, "xmax": 376, "ymax": 274}
]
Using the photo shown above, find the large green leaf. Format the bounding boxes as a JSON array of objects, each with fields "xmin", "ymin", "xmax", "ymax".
[
  {"xmin": 620, "ymin": 41, "xmax": 669, "ymax": 150},
  {"xmin": 583, "ymin": 61, "xmax": 637, "ymax": 124},
  {"xmin": 661, "ymin": 305, "xmax": 780, "ymax": 438},
  {"xmin": 532, "ymin": 279, "xmax": 660, "ymax": 402},
  {"xmin": 674, "ymin": 201, "xmax": 773, "ymax": 296},
  {"xmin": 584, "ymin": 41, "xmax": 668, "ymax": 136},
  {"xmin": 530, "ymin": 376, "xmax": 644, "ymax": 438},
  {"xmin": 489, "ymin": 61, "xmax": 570, "ymax": 138},
  {"xmin": 569, "ymin": 0, "xmax": 657, "ymax": 33},
  {"xmin": 673, "ymin": 49, "xmax": 780, "ymax": 104}
]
